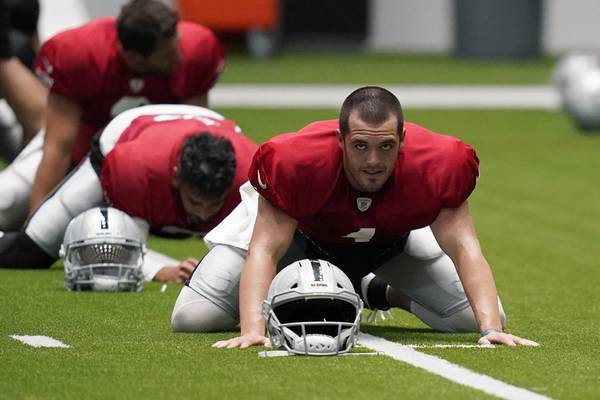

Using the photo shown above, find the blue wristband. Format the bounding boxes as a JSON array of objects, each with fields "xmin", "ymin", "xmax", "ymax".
[{"xmin": 480, "ymin": 328, "xmax": 503, "ymax": 337}]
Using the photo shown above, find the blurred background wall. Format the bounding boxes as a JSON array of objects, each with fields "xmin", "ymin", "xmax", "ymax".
[{"xmin": 37, "ymin": 0, "xmax": 600, "ymax": 57}]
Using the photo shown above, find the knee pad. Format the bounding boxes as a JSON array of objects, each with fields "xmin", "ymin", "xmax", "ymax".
[{"xmin": 171, "ymin": 286, "xmax": 237, "ymax": 332}]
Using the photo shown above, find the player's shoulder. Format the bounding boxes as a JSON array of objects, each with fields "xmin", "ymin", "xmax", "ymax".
[
  {"xmin": 44, "ymin": 17, "xmax": 115, "ymax": 48},
  {"xmin": 260, "ymin": 119, "xmax": 339, "ymax": 164},
  {"xmin": 177, "ymin": 20, "xmax": 220, "ymax": 52},
  {"xmin": 178, "ymin": 21, "xmax": 216, "ymax": 40},
  {"xmin": 255, "ymin": 120, "xmax": 340, "ymax": 193},
  {"xmin": 402, "ymin": 121, "xmax": 478, "ymax": 188},
  {"xmin": 39, "ymin": 17, "xmax": 116, "ymax": 66},
  {"xmin": 267, "ymin": 119, "xmax": 338, "ymax": 147},
  {"xmin": 404, "ymin": 121, "xmax": 475, "ymax": 159}
]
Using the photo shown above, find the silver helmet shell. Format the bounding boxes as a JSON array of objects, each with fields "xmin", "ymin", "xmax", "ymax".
[
  {"xmin": 563, "ymin": 67, "xmax": 600, "ymax": 130},
  {"xmin": 262, "ymin": 259, "xmax": 363, "ymax": 356},
  {"xmin": 553, "ymin": 52, "xmax": 600, "ymax": 95},
  {"xmin": 60, "ymin": 207, "xmax": 146, "ymax": 292}
]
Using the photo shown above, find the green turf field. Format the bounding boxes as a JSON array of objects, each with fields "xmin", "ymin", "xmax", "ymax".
[
  {"xmin": 220, "ymin": 53, "xmax": 557, "ymax": 84},
  {"xmin": 2, "ymin": 107, "xmax": 599, "ymax": 399}
]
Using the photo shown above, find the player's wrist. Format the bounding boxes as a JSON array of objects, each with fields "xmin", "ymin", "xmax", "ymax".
[{"xmin": 480, "ymin": 328, "xmax": 503, "ymax": 337}]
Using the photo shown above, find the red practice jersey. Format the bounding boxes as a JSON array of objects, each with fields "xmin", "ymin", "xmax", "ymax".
[
  {"xmin": 35, "ymin": 17, "xmax": 224, "ymax": 163},
  {"xmin": 248, "ymin": 120, "xmax": 479, "ymax": 245},
  {"xmin": 100, "ymin": 116, "xmax": 257, "ymax": 235}
]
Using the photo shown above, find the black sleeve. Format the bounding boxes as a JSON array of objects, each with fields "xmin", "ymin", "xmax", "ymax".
[
  {"xmin": 0, "ymin": 0, "xmax": 12, "ymax": 59},
  {"xmin": 0, "ymin": 231, "xmax": 56, "ymax": 268}
]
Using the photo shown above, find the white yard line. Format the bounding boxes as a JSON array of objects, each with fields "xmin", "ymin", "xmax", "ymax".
[
  {"xmin": 405, "ymin": 344, "xmax": 496, "ymax": 349},
  {"xmin": 212, "ymin": 84, "xmax": 561, "ymax": 109},
  {"xmin": 10, "ymin": 335, "xmax": 70, "ymax": 348},
  {"xmin": 358, "ymin": 333, "xmax": 552, "ymax": 400}
]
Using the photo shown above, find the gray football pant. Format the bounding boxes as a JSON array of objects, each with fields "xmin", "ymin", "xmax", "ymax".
[{"xmin": 172, "ymin": 229, "xmax": 506, "ymax": 333}]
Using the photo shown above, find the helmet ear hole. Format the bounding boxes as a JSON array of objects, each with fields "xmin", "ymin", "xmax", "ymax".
[{"xmin": 290, "ymin": 283, "xmax": 298, "ymax": 289}]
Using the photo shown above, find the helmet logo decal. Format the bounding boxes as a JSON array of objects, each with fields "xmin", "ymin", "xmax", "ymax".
[
  {"xmin": 99, "ymin": 208, "xmax": 109, "ymax": 230},
  {"xmin": 356, "ymin": 197, "xmax": 372, "ymax": 212},
  {"xmin": 310, "ymin": 260, "xmax": 323, "ymax": 281}
]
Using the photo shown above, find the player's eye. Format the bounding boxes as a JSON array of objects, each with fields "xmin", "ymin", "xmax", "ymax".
[
  {"xmin": 354, "ymin": 143, "xmax": 367, "ymax": 151},
  {"xmin": 380, "ymin": 143, "xmax": 393, "ymax": 151}
]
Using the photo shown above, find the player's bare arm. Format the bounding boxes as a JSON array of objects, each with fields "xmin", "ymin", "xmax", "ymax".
[
  {"xmin": 182, "ymin": 92, "xmax": 208, "ymax": 108},
  {"xmin": 29, "ymin": 92, "xmax": 81, "ymax": 211},
  {"xmin": 213, "ymin": 195, "xmax": 298, "ymax": 349},
  {"xmin": 431, "ymin": 201, "xmax": 538, "ymax": 346},
  {"xmin": 153, "ymin": 257, "xmax": 198, "ymax": 283},
  {"xmin": 0, "ymin": 58, "xmax": 46, "ymax": 141}
]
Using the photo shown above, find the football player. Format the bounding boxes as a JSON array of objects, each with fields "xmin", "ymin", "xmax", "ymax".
[
  {"xmin": 174, "ymin": 86, "xmax": 538, "ymax": 347},
  {"xmin": 0, "ymin": 104, "xmax": 257, "ymax": 283},
  {"xmin": 0, "ymin": 0, "xmax": 224, "ymax": 230}
]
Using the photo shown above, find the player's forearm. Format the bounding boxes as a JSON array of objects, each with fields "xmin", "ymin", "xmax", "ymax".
[
  {"xmin": 239, "ymin": 248, "xmax": 276, "ymax": 336},
  {"xmin": 455, "ymin": 252, "xmax": 503, "ymax": 331},
  {"xmin": 0, "ymin": 58, "xmax": 47, "ymax": 140},
  {"xmin": 29, "ymin": 156, "xmax": 71, "ymax": 211}
]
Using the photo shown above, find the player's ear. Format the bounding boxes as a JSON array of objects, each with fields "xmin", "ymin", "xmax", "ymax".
[
  {"xmin": 399, "ymin": 128, "xmax": 406, "ymax": 149},
  {"xmin": 171, "ymin": 166, "xmax": 180, "ymax": 188},
  {"xmin": 337, "ymin": 129, "xmax": 344, "ymax": 149}
]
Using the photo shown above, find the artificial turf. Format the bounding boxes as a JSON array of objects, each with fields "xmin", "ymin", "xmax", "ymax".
[{"xmin": 219, "ymin": 53, "xmax": 557, "ymax": 85}]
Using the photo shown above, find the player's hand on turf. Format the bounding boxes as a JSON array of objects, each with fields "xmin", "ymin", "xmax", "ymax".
[
  {"xmin": 478, "ymin": 331, "xmax": 539, "ymax": 347},
  {"xmin": 212, "ymin": 334, "xmax": 270, "ymax": 349},
  {"xmin": 153, "ymin": 258, "xmax": 198, "ymax": 283}
]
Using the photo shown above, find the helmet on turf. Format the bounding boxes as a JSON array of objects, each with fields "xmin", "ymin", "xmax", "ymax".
[
  {"xmin": 60, "ymin": 207, "xmax": 146, "ymax": 292},
  {"xmin": 262, "ymin": 259, "xmax": 363, "ymax": 356},
  {"xmin": 562, "ymin": 67, "xmax": 600, "ymax": 130},
  {"xmin": 552, "ymin": 52, "xmax": 600, "ymax": 95}
]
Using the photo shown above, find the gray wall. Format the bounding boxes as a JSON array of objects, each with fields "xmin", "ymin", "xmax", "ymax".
[
  {"xmin": 368, "ymin": 0, "xmax": 600, "ymax": 55},
  {"xmin": 39, "ymin": 0, "xmax": 600, "ymax": 55}
]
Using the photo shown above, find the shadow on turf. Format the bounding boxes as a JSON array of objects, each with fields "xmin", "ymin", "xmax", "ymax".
[{"xmin": 362, "ymin": 325, "xmax": 477, "ymax": 345}]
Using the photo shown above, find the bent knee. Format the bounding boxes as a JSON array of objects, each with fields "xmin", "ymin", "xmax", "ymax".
[{"xmin": 171, "ymin": 286, "xmax": 238, "ymax": 333}]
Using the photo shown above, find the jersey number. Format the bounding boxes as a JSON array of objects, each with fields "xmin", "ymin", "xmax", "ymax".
[{"xmin": 342, "ymin": 228, "xmax": 375, "ymax": 243}]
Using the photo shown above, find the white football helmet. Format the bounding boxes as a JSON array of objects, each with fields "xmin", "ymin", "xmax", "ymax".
[
  {"xmin": 60, "ymin": 207, "xmax": 146, "ymax": 292},
  {"xmin": 562, "ymin": 67, "xmax": 600, "ymax": 130},
  {"xmin": 262, "ymin": 259, "xmax": 363, "ymax": 356},
  {"xmin": 552, "ymin": 52, "xmax": 600, "ymax": 95}
]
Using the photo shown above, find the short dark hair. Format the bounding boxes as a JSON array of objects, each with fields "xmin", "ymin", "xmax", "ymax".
[
  {"xmin": 116, "ymin": 0, "xmax": 178, "ymax": 57},
  {"xmin": 339, "ymin": 86, "xmax": 404, "ymax": 137},
  {"xmin": 178, "ymin": 133, "xmax": 236, "ymax": 197}
]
